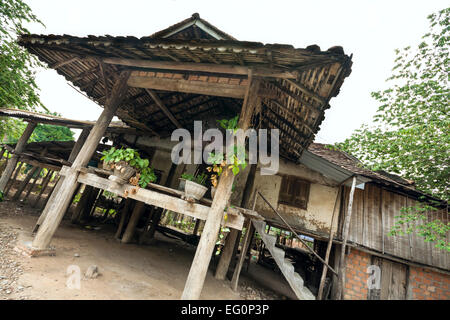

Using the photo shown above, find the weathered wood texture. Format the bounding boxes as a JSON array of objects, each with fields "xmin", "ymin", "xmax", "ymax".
[
  {"xmin": 0, "ymin": 122, "xmax": 36, "ymax": 191},
  {"xmin": 77, "ymin": 172, "xmax": 244, "ymax": 230},
  {"xmin": 343, "ymin": 183, "xmax": 449, "ymax": 271},
  {"xmin": 369, "ymin": 256, "xmax": 407, "ymax": 300},
  {"xmin": 32, "ymin": 71, "xmax": 131, "ymax": 250}
]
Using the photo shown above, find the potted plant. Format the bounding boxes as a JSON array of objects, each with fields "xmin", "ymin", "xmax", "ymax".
[
  {"xmin": 101, "ymin": 147, "xmax": 157, "ymax": 187},
  {"xmin": 180, "ymin": 172, "xmax": 208, "ymax": 201},
  {"xmin": 207, "ymin": 115, "xmax": 247, "ymax": 197}
]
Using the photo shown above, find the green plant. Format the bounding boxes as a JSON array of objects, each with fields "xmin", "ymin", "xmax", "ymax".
[
  {"xmin": 181, "ymin": 172, "xmax": 208, "ymax": 186},
  {"xmin": 207, "ymin": 115, "xmax": 248, "ymax": 187},
  {"xmin": 0, "ymin": 191, "xmax": 4, "ymax": 202},
  {"xmin": 101, "ymin": 147, "xmax": 156, "ymax": 188}
]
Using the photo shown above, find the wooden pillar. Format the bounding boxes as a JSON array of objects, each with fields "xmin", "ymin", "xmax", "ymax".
[
  {"xmin": 41, "ymin": 174, "xmax": 60, "ymax": 209},
  {"xmin": 23, "ymin": 167, "xmax": 43, "ymax": 202},
  {"xmin": 317, "ymin": 186, "xmax": 342, "ymax": 300},
  {"xmin": 215, "ymin": 163, "xmax": 257, "ymax": 280},
  {"xmin": 115, "ymin": 198, "xmax": 134, "ymax": 239},
  {"xmin": 68, "ymin": 128, "xmax": 91, "ymax": 163},
  {"xmin": 33, "ymin": 127, "xmax": 91, "ymax": 232},
  {"xmin": 4, "ymin": 161, "xmax": 25, "ymax": 196},
  {"xmin": 0, "ymin": 122, "xmax": 36, "ymax": 192},
  {"xmin": 231, "ymin": 219, "xmax": 255, "ymax": 291},
  {"xmin": 336, "ymin": 176, "xmax": 357, "ymax": 300},
  {"xmin": 70, "ymin": 184, "xmax": 93, "ymax": 223},
  {"xmin": 13, "ymin": 166, "xmax": 39, "ymax": 201},
  {"xmin": 32, "ymin": 71, "xmax": 130, "ymax": 250},
  {"xmin": 193, "ymin": 219, "xmax": 201, "ymax": 235},
  {"xmin": 181, "ymin": 75, "xmax": 261, "ymax": 300},
  {"xmin": 31, "ymin": 170, "xmax": 53, "ymax": 208},
  {"xmin": 121, "ymin": 201, "xmax": 146, "ymax": 243}
]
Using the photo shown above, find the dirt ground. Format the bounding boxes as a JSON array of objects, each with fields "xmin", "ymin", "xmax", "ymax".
[{"xmin": 0, "ymin": 200, "xmax": 283, "ymax": 300}]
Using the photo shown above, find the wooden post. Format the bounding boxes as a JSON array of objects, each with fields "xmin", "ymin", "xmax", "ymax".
[
  {"xmin": 32, "ymin": 170, "xmax": 53, "ymax": 208},
  {"xmin": 337, "ymin": 176, "xmax": 357, "ymax": 300},
  {"xmin": 215, "ymin": 163, "xmax": 257, "ymax": 280},
  {"xmin": 68, "ymin": 128, "xmax": 91, "ymax": 163},
  {"xmin": 121, "ymin": 201, "xmax": 146, "ymax": 243},
  {"xmin": 23, "ymin": 167, "xmax": 43, "ymax": 202},
  {"xmin": 193, "ymin": 219, "xmax": 201, "ymax": 235},
  {"xmin": 317, "ymin": 186, "xmax": 342, "ymax": 300},
  {"xmin": 230, "ymin": 219, "xmax": 255, "ymax": 291},
  {"xmin": 181, "ymin": 75, "xmax": 261, "ymax": 300},
  {"xmin": 33, "ymin": 127, "xmax": 91, "ymax": 232},
  {"xmin": 4, "ymin": 161, "xmax": 25, "ymax": 196},
  {"xmin": 115, "ymin": 198, "xmax": 134, "ymax": 239},
  {"xmin": 0, "ymin": 122, "xmax": 36, "ymax": 192},
  {"xmin": 13, "ymin": 166, "xmax": 39, "ymax": 201},
  {"xmin": 32, "ymin": 71, "xmax": 130, "ymax": 250},
  {"xmin": 70, "ymin": 184, "xmax": 93, "ymax": 223}
]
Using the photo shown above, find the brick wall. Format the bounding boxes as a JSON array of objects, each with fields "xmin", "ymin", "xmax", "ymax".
[
  {"xmin": 343, "ymin": 249, "xmax": 370, "ymax": 300},
  {"xmin": 341, "ymin": 248, "xmax": 450, "ymax": 300},
  {"xmin": 408, "ymin": 267, "xmax": 450, "ymax": 300}
]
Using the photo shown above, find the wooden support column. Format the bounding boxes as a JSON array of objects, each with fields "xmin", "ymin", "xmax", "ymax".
[
  {"xmin": 32, "ymin": 170, "xmax": 53, "ymax": 208},
  {"xmin": 0, "ymin": 122, "xmax": 36, "ymax": 192},
  {"xmin": 115, "ymin": 198, "xmax": 134, "ymax": 239},
  {"xmin": 32, "ymin": 71, "xmax": 130, "ymax": 250},
  {"xmin": 317, "ymin": 186, "xmax": 342, "ymax": 300},
  {"xmin": 70, "ymin": 184, "xmax": 93, "ymax": 223},
  {"xmin": 121, "ymin": 201, "xmax": 146, "ymax": 243},
  {"xmin": 4, "ymin": 161, "xmax": 25, "ymax": 196},
  {"xmin": 181, "ymin": 74, "xmax": 261, "ymax": 300},
  {"xmin": 13, "ymin": 166, "xmax": 39, "ymax": 201},
  {"xmin": 215, "ymin": 163, "xmax": 257, "ymax": 280},
  {"xmin": 23, "ymin": 167, "xmax": 43, "ymax": 202},
  {"xmin": 336, "ymin": 176, "xmax": 357, "ymax": 300},
  {"xmin": 41, "ymin": 174, "xmax": 59, "ymax": 208},
  {"xmin": 33, "ymin": 127, "xmax": 91, "ymax": 232},
  {"xmin": 231, "ymin": 219, "xmax": 255, "ymax": 291}
]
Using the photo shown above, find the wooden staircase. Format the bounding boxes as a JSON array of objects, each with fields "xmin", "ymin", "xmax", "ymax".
[{"xmin": 252, "ymin": 219, "xmax": 315, "ymax": 300}]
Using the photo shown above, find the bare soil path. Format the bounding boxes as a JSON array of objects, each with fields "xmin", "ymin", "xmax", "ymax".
[{"xmin": 0, "ymin": 201, "xmax": 280, "ymax": 300}]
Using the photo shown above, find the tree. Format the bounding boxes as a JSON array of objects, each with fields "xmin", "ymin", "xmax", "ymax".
[
  {"xmin": 0, "ymin": 0, "xmax": 45, "ymax": 139},
  {"xmin": 336, "ymin": 8, "xmax": 449, "ymax": 251},
  {"xmin": 4, "ymin": 117, "xmax": 74, "ymax": 143}
]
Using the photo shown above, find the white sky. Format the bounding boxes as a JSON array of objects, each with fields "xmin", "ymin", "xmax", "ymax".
[{"xmin": 25, "ymin": 0, "xmax": 448, "ymax": 143}]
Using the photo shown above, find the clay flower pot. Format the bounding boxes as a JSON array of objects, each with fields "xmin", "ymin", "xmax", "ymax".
[
  {"xmin": 184, "ymin": 180, "xmax": 208, "ymax": 201},
  {"xmin": 113, "ymin": 161, "xmax": 136, "ymax": 182}
]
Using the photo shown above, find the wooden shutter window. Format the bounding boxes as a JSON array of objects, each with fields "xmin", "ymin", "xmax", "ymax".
[{"xmin": 278, "ymin": 176, "xmax": 310, "ymax": 210}]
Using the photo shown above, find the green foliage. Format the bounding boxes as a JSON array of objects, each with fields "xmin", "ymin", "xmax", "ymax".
[
  {"xmin": 0, "ymin": 0, "xmax": 47, "ymax": 138},
  {"xmin": 3, "ymin": 115, "xmax": 74, "ymax": 144},
  {"xmin": 217, "ymin": 115, "xmax": 239, "ymax": 134},
  {"xmin": 337, "ymin": 8, "xmax": 449, "ymax": 251},
  {"xmin": 101, "ymin": 147, "xmax": 156, "ymax": 188},
  {"xmin": 0, "ymin": 190, "xmax": 4, "ymax": 202},
  {"xmin": 337, "ymin": 8, "xmax": 449, "ymax": 201},
  {"xmin": 389, "ymin": 202, "xmax": 449, "ymax": 251},
  {"xmin": 181, "ymin": 172, "xmax": 208, "ymax": 186}
]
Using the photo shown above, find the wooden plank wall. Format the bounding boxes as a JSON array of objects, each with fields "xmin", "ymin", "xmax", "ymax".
[{"xmin": 343, "ymin": 183, "xmax": 449, "ymax": 270}]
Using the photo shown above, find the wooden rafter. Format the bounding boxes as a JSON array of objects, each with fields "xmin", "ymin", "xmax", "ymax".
[
  {"xmin": 50, "ymin": 56, "xmax": 79, "ymax": 69},
  {"xmin": 103, "ymin": 57, "xmax": 298, "ymax": 79},
  {"xmin": 144, "ymin": 89, "xmax": 182, "ymax": 128}
]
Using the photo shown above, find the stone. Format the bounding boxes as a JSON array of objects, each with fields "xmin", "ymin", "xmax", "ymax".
[{"xmin": 85, "ymin": 265, "xmax": 99, "ymax": 279}]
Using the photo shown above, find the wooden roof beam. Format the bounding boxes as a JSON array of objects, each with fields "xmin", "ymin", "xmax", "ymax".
[
  {"xmin": 144, "ymin": 89, "xmax": 182, "ymax": 129},
  {"xmin": 285, "ymin": 78, "xmax": 326, "ymax": 104},
  {"xmin": 50, "ymin": 56, "xmax": 79, "ymax": 69},
  {"xmin": 128, "ymin": 72, "xmax": 277, "ymax": 99},
  {"xmin": 103, "ymin": 57, "xmax": 298, "ymax": 79}
]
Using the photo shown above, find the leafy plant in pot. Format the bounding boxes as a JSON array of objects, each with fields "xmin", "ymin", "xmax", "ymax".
[
  {"xmin": 180, "ymin": 173, "xmax": 208, "ymax": 201},
  {"xmin": 101, "ymin": 147, "xmax": 157, "ymax": 188}
]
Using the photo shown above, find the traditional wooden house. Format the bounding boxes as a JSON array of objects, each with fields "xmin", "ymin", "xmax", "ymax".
[{"xmin": 1, "ymin": 13, "xmax": 447, "ymax": 300}]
